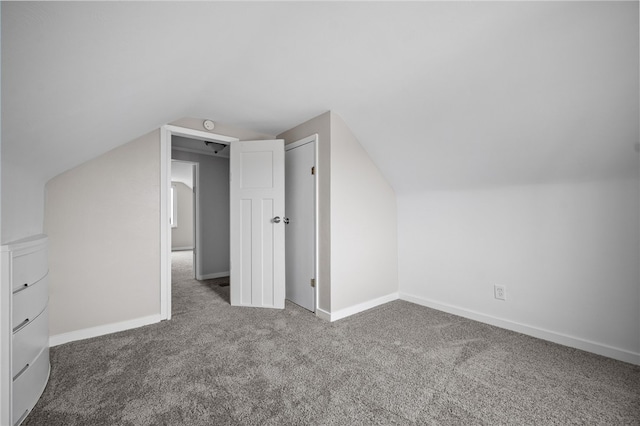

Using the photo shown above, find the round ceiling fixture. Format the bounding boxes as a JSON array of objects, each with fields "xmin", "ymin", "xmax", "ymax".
[{"xmin": 203, "ymin": 119, "xmax": 215, "ymax": 131}]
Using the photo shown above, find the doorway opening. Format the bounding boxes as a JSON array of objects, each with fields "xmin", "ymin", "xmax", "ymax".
[
  {"xmin": 170, "ymin": 136, "xmax": 233, "ymax": 316},
  {"xmin": 160, "ymin": 125, "xmax": 237, "ymax": 320},
  {"xmin": 170, "ymin": 160, "xmax": 197, "ymax": 276}
]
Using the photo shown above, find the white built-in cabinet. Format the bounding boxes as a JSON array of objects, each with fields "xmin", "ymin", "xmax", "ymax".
[{"xmin": 1, "ymin": 235, "xmax": 50, "ymax": 426}]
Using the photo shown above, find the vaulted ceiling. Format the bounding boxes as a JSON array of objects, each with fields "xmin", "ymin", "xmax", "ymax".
[{"xmin": 3, "ymin": 2, "xmax": 638, "ymax": 194}]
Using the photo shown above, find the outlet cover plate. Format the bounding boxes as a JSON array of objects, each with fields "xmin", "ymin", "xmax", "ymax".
[{"xmin": 494, "ymin": 285, "xmax": 506, "ymax": 301}]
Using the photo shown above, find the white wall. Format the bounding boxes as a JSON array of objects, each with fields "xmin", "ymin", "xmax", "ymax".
[
  {"xmin": 1, "ymin": 162, "xmax": 46, "ymax": 244},
  {"xmin": 398, "ymin": 178, "xmax": 640, "ymax": 363},
  {"xmin": 330, "ymin": 113, "xmax": 398, "ymax": 312},
  {"xmin": 44, "ymin": 130, "xmax": 161, "ymax": 336},
  {"xmin": 171, "ymin": 182, "xmax": 194, "ymax": 250},
  {"xmin": 171, "ymin": 150, "xmax": 230, "ymax": 277}
]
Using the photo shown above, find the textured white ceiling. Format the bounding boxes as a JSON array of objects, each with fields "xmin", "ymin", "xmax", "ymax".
[{"xmin": 2, "ymin": 2, "xmax": 638, "ymax": 194}]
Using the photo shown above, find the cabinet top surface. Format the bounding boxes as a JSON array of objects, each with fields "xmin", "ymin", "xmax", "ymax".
[{"xmin": 1, "ymin": 234, "xmax": 48, "ymax": 251}]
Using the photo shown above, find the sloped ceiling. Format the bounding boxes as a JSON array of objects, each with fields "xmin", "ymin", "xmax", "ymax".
[{"xmin": 3, "ymin": 1, "xmax": 638, "ymax": 194}]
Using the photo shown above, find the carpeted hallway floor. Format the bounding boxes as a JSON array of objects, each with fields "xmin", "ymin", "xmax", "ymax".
[{"xmin": 24, "ymin": 251, "xmax": 640, "ymax": 425}]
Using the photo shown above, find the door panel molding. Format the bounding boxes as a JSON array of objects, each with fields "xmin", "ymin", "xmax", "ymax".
[{"xmin": 230, "ymin": 140, "xmax": 286, "ymax": 309}]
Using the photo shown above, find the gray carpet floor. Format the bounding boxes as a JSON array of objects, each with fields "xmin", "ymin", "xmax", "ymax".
[{"xmin": 24, "ymin": 250, "xmax": 640, "ymax": 425}]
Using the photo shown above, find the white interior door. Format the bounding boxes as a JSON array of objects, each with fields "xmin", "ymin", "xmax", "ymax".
[
  {"xmin": 230, "ymin": 139, "xmax": 285, "ymax": 308},
  {"xmin": 285, "ymin": 140, "xmax": 316, "ymax": 312}
]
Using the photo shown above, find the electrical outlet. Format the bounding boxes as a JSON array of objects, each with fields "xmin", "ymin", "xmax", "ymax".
[{"xmin": 494, "ymin": 285, "xmax": 506, "ymax": 301}]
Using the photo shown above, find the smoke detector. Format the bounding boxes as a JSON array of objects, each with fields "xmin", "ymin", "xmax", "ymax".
[{"xmin": 203, "ymin": 119, "xmax": 215, "ymax": 131}]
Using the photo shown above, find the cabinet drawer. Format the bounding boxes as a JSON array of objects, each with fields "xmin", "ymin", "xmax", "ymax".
[
  {"xmin": 12, "ymin": 276, "xmax": 48, "ymax": 330},
  {"xmin": 12, "ymin": 247, "xmax": 48, "ymax": 292},
  {"xmin": 13, "ymin": 308, "xmax": 48, "ymax": 376},
  {"xmin": 12, "ymin": 346, "xmax": 49, "ymax": 426}
]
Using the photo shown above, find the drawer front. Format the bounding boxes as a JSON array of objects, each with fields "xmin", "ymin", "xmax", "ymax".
[
  {"xmin": 12, "ymin": 346, "xmax": 49, "ymax": 426},
  {"xmin": 13, "ymin": 308, "xmax": 48, "ymax": 377},
  {"xmin": 12, "ymin": 247, "xmax": 48, "ymax": 292},
  {"xmin": 12, "ymin": 276, "xmax": 48, "ymax": 331}
]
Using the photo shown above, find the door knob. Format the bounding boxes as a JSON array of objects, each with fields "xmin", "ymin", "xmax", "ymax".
[
  {"xmin": 273, "ymin": 216, "xmax": 281, "ymax": 223},
  {"xmin": 283, "ymin": 217, "xmax": 290, "ymax": 224}
]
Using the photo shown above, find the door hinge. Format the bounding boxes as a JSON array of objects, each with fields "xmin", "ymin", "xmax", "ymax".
[
  {"xmin": 310, "ymin": 278, "xmax": 316, "ymax": 288},
  {"xmin": 311, "ymin": 166, "xmax": 316, "ymax": 175}
]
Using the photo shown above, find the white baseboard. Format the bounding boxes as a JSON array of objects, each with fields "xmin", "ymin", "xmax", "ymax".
[
  {"xmin": 315, "ymin": 308, "xmax": 331, "ymax": 321},
  {"xmin": 400, "ymin": 292, "xmax": 640, "ymax": 366},
  {"xmin": 329, "ymin": 292, "xmax": 399, "ymax": 322},
  {"xmin": 197, "ymin": 271, "xmax": 230, "ymax": 280},
  {"xmin": 49, "ymin": 314, "xmax": 163, "ymax": 347},
  {"xmin": 172, "ymin": 246, "xmax": 194, "ymax": 251}
]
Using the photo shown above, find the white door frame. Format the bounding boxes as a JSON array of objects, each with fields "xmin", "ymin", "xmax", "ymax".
[
  {"xmin": 171, "ymin": 160, "xmax": 200, "ymax": 277},
  {"xmin": 160, "ymin": 125, "xmax": 238, "ymax": 320},
  {"xmin": 285, "ymin": 134, "xmax": 319, "ymax": 313}
]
